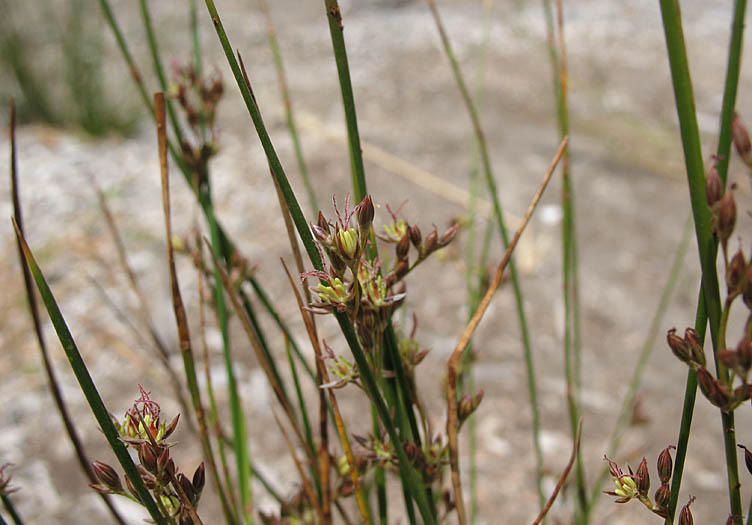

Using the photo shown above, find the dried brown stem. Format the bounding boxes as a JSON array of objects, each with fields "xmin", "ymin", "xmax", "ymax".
[
  {"xmin": 156, "ymin": 93, "xmax": 235, "ymax": 524},
  {"xmin": 280, "ymin": 259, "xmax": 370, "ymax": 524},
  {"xmin": 9, "ymin": 98, "xmax": 127, "ymax": 525},
  {"xmin": 531, "ymin": 419, "xmax": 582, "ymax": 525},
  {"xmin": 446, "ymin": 137, "xmax": 567, "ymax": 524}
]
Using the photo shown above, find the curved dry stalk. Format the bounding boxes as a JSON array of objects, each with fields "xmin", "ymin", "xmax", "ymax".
[
  {"xmin": 280, "ymin": 259, "xmax": 370, "ymax": 524},
  {"xmin": 531, "ymin": 420, "xmax": 582, "ymax": 525},
  {"xmin": 446, "ymin": 137, "xmax": 567, "ymax": 524}
]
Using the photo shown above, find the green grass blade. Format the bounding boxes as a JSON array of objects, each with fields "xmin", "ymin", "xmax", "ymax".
[
  {"xmin": 12, "ymin": 222, "xmax": 166, "ymax": 525},
  {"xmin": 714, "ymin": 0, "xmax": 747, "ymax": 184}
]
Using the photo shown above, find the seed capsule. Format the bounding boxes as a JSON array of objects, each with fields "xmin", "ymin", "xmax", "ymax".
[
  {"xmin": 654, "ymin": 482, "xmax": 671, "ymax": 509},
  {"xmin": 727, "ymin": 249, "xmax": 746, "ymax": 294},
  {"xmin": 657, "ymin": 445, "xmax": 675, "ymax": 485},
  {"xmin": 667, "ymin": 328, "xmax": 691, "ymax": 364},
  {"xmin": 635, "ymin": 457, "xmax": 650, "ymax": 497},
  {"xmin": 706, "ymin": 163, "xmax": 722, "ymax": 207},
  {"xmin": 92, "ymin": 461, "xmax": 122, "ymax": 492},
  {"xmin": 717, "ymin": 189, "xmax": 737, "ymax": 245},
  {"xmin": 357, "ymin": 195, "xmax": 374, "ymax": 229},
  {"xmin": 678, "ymin": 495, "xmax": 696, "ymax": 525}
]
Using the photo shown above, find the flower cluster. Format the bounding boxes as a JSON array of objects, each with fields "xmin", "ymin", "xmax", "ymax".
[
  {"xmin": 603, "ymin": 446, "xmax": 678, "ymax": 520},
  {"xmin": 169, "ymin": 61, "xmax": 224, "ymax": 191},
  {"xmin": 90, "ymin": 386, "xmax": 205, "ymax": 525},
  {"xmin": 304, "ymin": 194, "xmax": 457, "ymax": 381}
]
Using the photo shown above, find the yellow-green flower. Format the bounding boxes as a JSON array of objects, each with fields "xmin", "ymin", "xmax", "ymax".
[
  {"xmin": 383, "ymin": 219, "xmax": 407, "ymax": 242},
  {"xmin": 337, "ymin": 227, "xmax": 359, "ymax": 259},
  {"xmin": 315, "ymin": 277, "xmax": 348, "ymax": 305}
]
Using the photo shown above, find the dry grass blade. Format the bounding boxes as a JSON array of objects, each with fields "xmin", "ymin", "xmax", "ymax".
[
  {"xmin": 9, "ymin": 98, "xmax": 127, "ymax": 525},
  {"xmin": 155, "ymin": 92, "xmax": 235, "ymax": 523},
  {"xmin": 446, "ymin": 137, "xmax": 567, "ymax": 524},
  {"xmin": 280, "ymin": 259, "xmax": 370, "ymax": 524},
  {"xmin": 531, "ymin": 419, "xmax": 582, "ymax": 525}
]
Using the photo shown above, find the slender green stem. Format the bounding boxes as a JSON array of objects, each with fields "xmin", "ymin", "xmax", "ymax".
[
  {"xmin": 659, "ymin": 0, "xmax": 742, "ymax": 522},
  {"xmin": 197, "ymin": 248, "xmax": 240, "ymax": 519},
  {"xmin": 372, "ymin": 406, "xmax": 388, "ymax": 525},
  {"xmin": 322, "ymin": 0, "xmax": 367, "ymax": 201},
  {"xmin": 189, "ymin": 0, "xmax": 208, "ymax": 142},
  {"xmin": 426, "ymin": 0, "xmax": 545, "ymax": 514},
  {"xmin": 13, "ymin": 224, "xmax": 166, "ymax": 525}
]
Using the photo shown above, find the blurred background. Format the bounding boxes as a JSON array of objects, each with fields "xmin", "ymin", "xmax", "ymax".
[{"xmin": 1, "ymin": 0, "xmax": 752, "ymax": 523}]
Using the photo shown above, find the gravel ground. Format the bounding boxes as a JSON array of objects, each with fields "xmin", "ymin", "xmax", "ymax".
[{"xmin": 2, "ymin": 1, "xmax": 752, "ymax": 523}]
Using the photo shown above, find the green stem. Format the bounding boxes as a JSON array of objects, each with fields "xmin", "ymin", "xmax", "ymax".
[
  {"xmin": 322, "ymin": 0, "xmax": 367, "ymax": 202},
  {"xmin": 658, "ymin": 1, "xmax": 742, "ymax": 522}
]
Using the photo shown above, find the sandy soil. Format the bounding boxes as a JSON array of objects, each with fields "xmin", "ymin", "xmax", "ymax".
[{"xmin": 2, "ymin": 0, "xmax": 752, "ymax": 523}]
